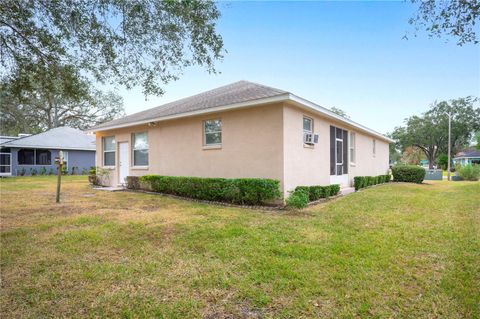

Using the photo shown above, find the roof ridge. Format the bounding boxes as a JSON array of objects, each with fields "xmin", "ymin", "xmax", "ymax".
[{"xmin": 240, "ymin": 80, "xmax": 288, "ymax": 95}]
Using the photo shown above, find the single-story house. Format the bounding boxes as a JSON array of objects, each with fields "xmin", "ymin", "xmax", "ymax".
[
  {"xmin": 453, "ymin": 148, "xmax": 480, "ymax": 166},
  {"xmin": 90, "ymin": 81, "xmax": 393, "ymax": 196},
  {"xmin": 0, "ymin": 127, "xmax": 96, "ymax": 176}
]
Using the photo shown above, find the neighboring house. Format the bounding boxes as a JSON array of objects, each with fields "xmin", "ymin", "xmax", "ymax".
[
  {"xmin": 90, "ymin": 81, "xmax": 392, "ymax": 196},
  {"xmin": 0, "ymin": 135, "xmax": 20, "ymax": 144},
  {"xmin": 0, "ymin": 127, "xmax": 96, "ymax": 176},
  {"xmin": 453, "ymin": 148, "xmax": 480, "ymax": 166}
]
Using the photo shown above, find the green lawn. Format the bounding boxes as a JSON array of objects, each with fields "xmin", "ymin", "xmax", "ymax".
[{"xmin": 1, "ymin": 176, "xmax": 479, "ymax": 318}]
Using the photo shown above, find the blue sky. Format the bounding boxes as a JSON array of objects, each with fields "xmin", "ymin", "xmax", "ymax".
[{"xmin": 115, "ymin": 1, "xmax": 479, "ymax": 134}]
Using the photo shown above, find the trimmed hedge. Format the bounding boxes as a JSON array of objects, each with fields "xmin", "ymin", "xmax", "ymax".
[
  {"xmin": 127, "ymin": 175, "xmax": 281, "ymax": 205},
  {"xmin": 287, "ymin": 184, "xmax": 341, "ymax": 209},
  {"xmin": 295, "ymin": 184, "xmax": 340, "ymax": 202},
  {"xmin": 392, "ymin": 165, "xmax": 425, "ymax": 184},
  {"xmin": 354, "ymin": 174, "xmax": 390, "ymax": 191}
]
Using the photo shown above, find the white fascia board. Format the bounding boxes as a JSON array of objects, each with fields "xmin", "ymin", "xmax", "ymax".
[
  {"xmin": 287, "ymin": 94, "xmax": 395, "ymax": 143},
  {"xmin": 87, "ymin": 94, "xmax": 291, "ymax": 133}
]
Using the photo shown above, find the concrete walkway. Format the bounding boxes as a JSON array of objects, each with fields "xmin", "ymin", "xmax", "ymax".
[
  {"xmin": 341, "ymin": 187, "xmax": 355, "ymax": 195},
  {"xmin": 92, "ymin": 186, "xmax": 124, "ymax": 192}
]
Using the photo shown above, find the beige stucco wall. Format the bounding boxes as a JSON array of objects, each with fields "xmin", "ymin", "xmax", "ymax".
[
  {"xmin": 282, "ymin": 103, "xmax": 390, "ymax": 195},
  {"xmin": 95, "ymin": 103, "xmax": 285, "ymax": 189},
  {"xmin": 95, "ymin": 101, "xmax": 389, "ymax": 198}
]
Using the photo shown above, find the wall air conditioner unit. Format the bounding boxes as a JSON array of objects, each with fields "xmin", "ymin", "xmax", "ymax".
[{"xmin": 304, "ymin": 133, "xmax": 319, "ymax": 145}]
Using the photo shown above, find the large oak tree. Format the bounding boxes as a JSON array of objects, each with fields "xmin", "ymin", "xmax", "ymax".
[
  {"xmin": 1, "ymin": 63, "xmax": 125, "ymax": 135},
  {"xmin": 0, "ymin": 0, "xmax": 224, "ymax": 96}
]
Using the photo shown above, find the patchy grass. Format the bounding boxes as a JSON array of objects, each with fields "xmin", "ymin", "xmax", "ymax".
[{"xmin": 1, "ymin": 176, "xmax": 479, "ymax": 318}]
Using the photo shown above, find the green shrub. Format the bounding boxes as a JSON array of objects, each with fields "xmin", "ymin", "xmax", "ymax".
[
  {"xmin": 295, "ymin": 186, "xmax": 310, "ymax": 197},
  {"xmin": 354, "ymin": 176, "xmax": 365, "ymax": 190},
  {"xmin": 137, "ymin": 175, "xmax": 281, "ymax": 205},
  {"xmin": 39, "ymin": 167, "xmax": 47, "ymax": 176},
  {"xmin": 331, "ymin": 184, "xmax": 340, "ymax": 195},
  {"xmin": 309, "ymin": 186, "xmax": 324, "ymax": 201},
  {"xmin": 236, "ymin": 178, "xmax": 281, "ymax": 205},
  {"xmin": 457, "ymin": 164, "xmax": 480, "ymax": 181},
  {"xmin": 286, "ymin": 189, "xmax": 309, "ymax": 209},
  {"xmin": 365, "ymin": 176, "xmax": 372, "ymax": 186},
  {"xmin": 295, "ymin": 185, "xmax": 324, "ymax": 201},
  {"xmin": 354, "ymin": 175, "xmax": 390, "ymax": 191},
  {"xmin": 89, "ymin": 166, "xmax": 96, "ymax": 176},
  {"xmin": 437, "ymin": 154, "xmax": 449, "ymax": 171},
  {"xmin": 392, "ymin": 165, "xmax": 426, "ymax": 183},
  {"xmin": 293, "ymin": 183, "xmax": 340, "ymax": 203}
]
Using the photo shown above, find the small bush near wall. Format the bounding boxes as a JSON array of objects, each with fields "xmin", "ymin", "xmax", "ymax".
[
  {"xmin": 294, "ymin": 184, "xmax": 340, "ymax": 202},
  {"xmin": 129, "ymin": 175, "xmax": 281, "ymax": 205},
  {"xmin": 457, "ymin": 164, "xmax": 480, "ymax": 181},
  {"xmin": 286, "ymin": 189, "xmax": 309, "ymax": 209},
  {"xmin": 354, "ymin": 174, "xmax": 390, "ymax": 191},
  {"xmin": 392, "ymin": 165, "xmax": 426, "ymax": 184},
  {"xmin": 287, "ymin": 184, "xmax": 341, "ymax": 209}
]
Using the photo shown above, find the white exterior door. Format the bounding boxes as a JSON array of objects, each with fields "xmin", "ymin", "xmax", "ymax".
[{"xmin": 118, "ymin": 142, "xmax": 129, "ymax": 186}]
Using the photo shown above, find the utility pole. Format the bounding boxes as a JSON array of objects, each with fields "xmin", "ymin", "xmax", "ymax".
[{"xmin": 447, "ymin": 113, "xmax": 452, "ymax": 181}]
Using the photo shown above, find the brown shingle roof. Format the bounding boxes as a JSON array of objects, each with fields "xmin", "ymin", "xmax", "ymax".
[{"xmin": 91, "ymin": 81, "xmax": 287, "ymax": 130}]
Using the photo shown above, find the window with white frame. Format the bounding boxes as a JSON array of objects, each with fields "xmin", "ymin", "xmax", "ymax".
[
  {"xmin": 373, "ymin": 139, "xmax": 376, "ymax": 157},
  {"xmin": 350, "ymin": 132, "xmax": 356, "ymax": 164},
  {"xmin": 132, "ymin": 132, "xmax": 149, "ymax": 166},
  {"xmin": 103, "ymin": 136, "xmax": 115, "ymax": 166},
  {"xmin": 303, "ymin": 116, "xmax": 313, "ymax": 133},
  {"xmin": 204, "ymin": 119, "xmax": 222, "ymax": 146}
]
